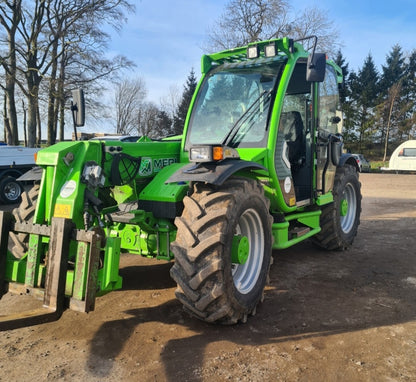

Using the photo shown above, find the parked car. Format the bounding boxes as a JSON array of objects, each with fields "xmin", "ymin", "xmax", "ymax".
[{"xmin": 352, "ymin": 154, "xmax": 371, "ymax": 172}]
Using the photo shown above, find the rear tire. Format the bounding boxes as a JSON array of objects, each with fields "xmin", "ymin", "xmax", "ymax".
[
  {"xmin": 313, "ymin": 165, "xmax": 361, "ymax": 250},
  {"xmin": 9, "ymin": 184, "xmax": 39, "ymax": 258},
  {"xmin": 170, "ymin": 178, "xmax": 273, "ymax": 324}
]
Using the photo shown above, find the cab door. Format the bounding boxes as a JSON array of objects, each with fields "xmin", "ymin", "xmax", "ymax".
[
  {"xmin": 316, "ymin": 64, "xmax": 343, "ymax": 194},
  {"xmin": 275, "ymin": 60, "xmax": 313, "ymax": 206}
]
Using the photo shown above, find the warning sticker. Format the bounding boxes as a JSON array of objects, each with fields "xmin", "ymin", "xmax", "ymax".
[{"xmin": 53, "ymin": 203, "xmax": 71, "ymax": 218}]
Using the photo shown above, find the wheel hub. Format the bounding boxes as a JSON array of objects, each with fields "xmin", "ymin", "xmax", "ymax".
[
  {"xmin": 340, "ymin": 198, "xmax": 348, "ymax": 216},
  {"xmin": 231, "ymin": 234, "xmax": 249, "ymax": 265}
]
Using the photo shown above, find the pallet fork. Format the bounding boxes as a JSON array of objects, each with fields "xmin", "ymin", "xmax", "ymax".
[{"xmin": 0, "ymin": 211, "xmax": 102, "ymax": 331}]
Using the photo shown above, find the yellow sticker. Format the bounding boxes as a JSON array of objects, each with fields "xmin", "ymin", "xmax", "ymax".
[{"xmin": 53, "ymin": 203, "xmax": 71, "ymax": 218}]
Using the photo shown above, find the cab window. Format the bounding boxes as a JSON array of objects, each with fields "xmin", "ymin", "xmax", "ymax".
[{"xmin": 319, "ymin": 65, "xmax": 342, "ymax": 135}]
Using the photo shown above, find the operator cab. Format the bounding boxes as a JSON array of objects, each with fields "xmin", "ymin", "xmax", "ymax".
[{"xmin": 180, "ymin": 39, "xmax": 343, "ymax": 211}]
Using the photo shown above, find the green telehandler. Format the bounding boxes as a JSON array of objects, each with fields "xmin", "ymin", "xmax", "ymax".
[{"xmin": 0, "ymin": 36, "xmax": 361, "ymax": 330}]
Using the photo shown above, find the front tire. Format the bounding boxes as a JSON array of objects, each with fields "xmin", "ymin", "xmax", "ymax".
[
  {"xmin": 170, "ymin": 178, "xmax": 273, "ymax": 324},
  {"xmin": 313, "ymin": 164, "xmax": 361, "ymax": 250},
  {"xmin": 9, "ymin": 184, "xmax": 39, "ymax": 258}
]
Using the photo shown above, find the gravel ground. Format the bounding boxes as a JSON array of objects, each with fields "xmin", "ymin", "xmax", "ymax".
[{"xmin": 0, "ymin": 173, "xmax": 415, "ymax": 382}]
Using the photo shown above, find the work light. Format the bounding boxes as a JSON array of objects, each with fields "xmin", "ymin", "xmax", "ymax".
[
  {"xmin": 264, "ymin": 43, "xmax": 277, "ymax": 57},
  {"xmin": 247, "ymin": 45, "xmax": 259, "ymax": 59}
]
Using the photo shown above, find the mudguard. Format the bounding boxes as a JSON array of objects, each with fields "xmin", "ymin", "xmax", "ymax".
[
  {"xmin": 16, "ymin": 166, "xmax": 43, "ymax": 181},
  {"xmin": 339, "ymin": 153, "xmax": 359, "ymax": 172},
  {"xmin": 166, "ymin": 158, "xmax": 267, "ymax": 186}
]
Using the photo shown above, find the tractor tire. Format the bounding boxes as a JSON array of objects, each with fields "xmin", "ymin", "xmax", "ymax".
[
  {"xmin": 313, "ymin": 164, "xmax": 361, "ymax": 250},
  {"xmin": 0, "ymin": 176, "xmax": 23, "ymax": 204},
  {"xmin": 8, "ymin": 184, "xmax": 40, "ymax": 259},
  {"xmin": 170, "ymin": 178, "xmax": 273, "ymax": 324}
]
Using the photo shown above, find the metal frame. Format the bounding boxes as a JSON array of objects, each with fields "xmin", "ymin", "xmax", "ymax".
[{"xmin": 0, "ymin": 211, "xmax": 102, "ymax": 331}]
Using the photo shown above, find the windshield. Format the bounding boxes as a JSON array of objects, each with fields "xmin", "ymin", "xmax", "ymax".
[{"xmin": 186, "ymin": 60, "xmax": 284, "ymax": 149}]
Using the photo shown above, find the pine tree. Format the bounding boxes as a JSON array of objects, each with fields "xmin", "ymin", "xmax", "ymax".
[
  {"xmin": 173, "ymin": 69, "xmax": 198, "ymax": 135},
  {"xmin": 334, "ymin": 49, "xmax": 349, "ymax": 104},
  {"xmin": 380, "ymin": 44, "xmax": 405, "ymax": 90},
  {"xmin": 157, "ymin": 110, "xmax": 173, "ymax": 137},
  {"xmin": 401, "ymin": 50, "xmax": 416, "ymax": 140},
  {"xmin": 377, "ymin": 44, "xmax": 407, "ymax": 157},
  {"xmin": 334, "ymin": 49, "xmax": 356, "ymax": 146},
  {"xmin": 347, "ymin": 54, "xmax": 380, "ymax": 151}
]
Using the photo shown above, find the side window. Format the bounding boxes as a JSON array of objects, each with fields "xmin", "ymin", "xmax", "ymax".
[
  {"xmin": 278, "ymin": 63, "xmax": 312, "ymax": 168},
  {"xmin": 319, "ymin": 65, "xmax": 341, "ymax": 134}
]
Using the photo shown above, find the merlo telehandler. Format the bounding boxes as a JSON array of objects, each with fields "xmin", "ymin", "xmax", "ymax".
[{"xmin": 0, "ymin": 36, "xmax": 361, "ymax": 330}]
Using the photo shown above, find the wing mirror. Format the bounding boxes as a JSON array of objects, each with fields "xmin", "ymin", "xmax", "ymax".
[
  {"xmin": 306, "ymin": 53, "xmax": 326, "ymax": 82},
  {"xmin": 71, "ymin": 89, "xmax": 85, "ymax": 127}
]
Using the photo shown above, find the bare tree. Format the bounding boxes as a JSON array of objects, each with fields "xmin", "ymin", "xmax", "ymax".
[
  {"xmin": 290, "ymin": 6, "xmax": 340, "ymax": 55},
  {"xmin": 0, "ymin": 0, "xmax": 22, "ymax": 145},
  {"xmin": 159, "ymin": 84, "xmax": 180, "ymax": 127},
  {"xmin": 115, "ymin": 77, "xmax": 147, "ymax": 135},
  {"xmin": 136, "ymin": 102, "xmax": 160, "ymax": 138},
  {"xmin": 383, "ymin": 81, "xmax": 402, "ymax": 162},
  {"xmin": 49, "ymin": 0, "xmax": 135, "ymax": 144},
  {"xmin": 0, "ymin": 0, "xmax": 135, "ymax": 146},
  {"xmin": 204, "ymin": 0, "xmax": 340, "ymax": 56},
  {"xmin": 205, "ymin": 0, "xmax": 289, "ymax": 51}
]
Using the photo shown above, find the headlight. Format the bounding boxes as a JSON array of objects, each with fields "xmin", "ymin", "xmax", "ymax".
[
  {"xmin": 189, "ymin": 146, "xmax": 212, "ymax": 162},
  {"xmin": 189, "ymin": 145, "xmax": 239, "ymax": 162}
]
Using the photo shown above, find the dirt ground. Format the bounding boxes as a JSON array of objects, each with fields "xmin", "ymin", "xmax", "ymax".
[{"xmin": 1, "ymin": 173, "xmax": 416, "ymax": 382}]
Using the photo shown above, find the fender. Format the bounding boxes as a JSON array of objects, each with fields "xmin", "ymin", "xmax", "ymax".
[
  {"xmin": 0, "ymin": 168, "xmax": 25, "ymax": 180},
  {"xmin": 166, "ymin": 158, "xmax": 267, "ymax": 186},
  {"xmin": 339, "ymin": 153, "xmax": 359, "ymax": 172},
  {"xmin": 16, "ymin": 166, "xmax": 43, "ymax": 181}
]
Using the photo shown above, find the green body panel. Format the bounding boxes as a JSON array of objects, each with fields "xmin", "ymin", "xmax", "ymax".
[
  {"xmin": 110, "ymin": 213, "xmax": 175, "ymax": 260},
  {"xmin": 96, "ymin": 237, "xmax": 123, "ymax": 296},
  {"xmin": 36, "ymin": 141, "xmax": 102, "ymax": 226},
  {"xmin": 139, "ymin": 163, "xmax": 188, "ymax": 203},
  {"xmin": 272, "ymin": 210, "xmax": 322, "ymax": 249},
  {"xmin": 316, "ymin": 192, "xmax": 334, "ymax": 206},
  {"xmin": 5, "ymin": 253, "xmax": 26, "ymax": 282}
]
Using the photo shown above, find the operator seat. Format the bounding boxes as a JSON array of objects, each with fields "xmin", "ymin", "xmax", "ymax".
[{"xmin": 281, "ymin": 111, "xmax": 305, "ymax": 168}]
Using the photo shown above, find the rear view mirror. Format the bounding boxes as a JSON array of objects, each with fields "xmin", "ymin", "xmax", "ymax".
[
  {"xmin": 331, "ymin": 140, "xmax": 342, "ymax": 166},
  {"xmin": 71, "ymin": 89, "xmax": 85, "ymax": 127},
  {"xmin": 306, "ymin": 53, "xmax": 326, "ymax": 82}
]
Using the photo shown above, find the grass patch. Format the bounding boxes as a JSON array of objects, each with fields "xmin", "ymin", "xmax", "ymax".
[{"xmin": 370, "ymin": 160, "xmax": 389, "ymax": 172}]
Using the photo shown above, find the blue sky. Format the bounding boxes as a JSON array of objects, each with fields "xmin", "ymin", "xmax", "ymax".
[{"xmin": 107, "ymin": 0, "xmax": 416, "ymax": 104}]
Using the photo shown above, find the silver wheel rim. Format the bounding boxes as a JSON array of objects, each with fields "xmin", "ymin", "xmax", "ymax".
[
  {"xmin": 232, "ymin": 208, "xmax": 264, "ymax": 294},
  {"xmin": 340, "ymin": 182, "xmax": 357, "ymax": 234},
  {"xmin": 4, "ymin": 181, "xmax": 21, "ymax": 202}
]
